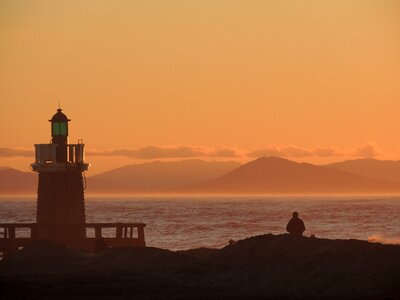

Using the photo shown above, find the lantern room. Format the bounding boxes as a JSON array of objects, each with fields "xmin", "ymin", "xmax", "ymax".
[
  {"xmin": 31, "ymin": 108, "xmax": 89, "ymax": 172},
  {"xmin": 50, "ymin": 108, "xmax": 70, "ymax": 137}
]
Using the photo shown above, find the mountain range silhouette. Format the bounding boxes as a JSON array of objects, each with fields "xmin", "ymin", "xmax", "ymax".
[
  {"xmin": 2, "ymin": 157, "xmax": 400, "ymax": 194},
  {"xmin": 184, "ymin": 157, "xmax": 400, "ymax": 194}
]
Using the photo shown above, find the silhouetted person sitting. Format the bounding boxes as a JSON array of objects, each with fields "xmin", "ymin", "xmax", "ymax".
[{"xmin": 286, "ymin": 211, "xmax": 305, "ymax": 236}]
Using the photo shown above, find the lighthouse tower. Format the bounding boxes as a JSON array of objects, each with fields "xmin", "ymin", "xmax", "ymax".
[{"xmin": 31, "ymin": 108, "xmax": 89, "ymax": 246}]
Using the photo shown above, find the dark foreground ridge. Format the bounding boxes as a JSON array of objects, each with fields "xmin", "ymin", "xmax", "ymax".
[{"xmin": 1, "ymin": 234, "xmax": 399, "ymax": 299}]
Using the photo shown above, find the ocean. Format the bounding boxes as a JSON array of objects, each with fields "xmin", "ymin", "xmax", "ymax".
[{"xmin": 1, "ymin": 195, "xmax": 400, "ymax": 250}]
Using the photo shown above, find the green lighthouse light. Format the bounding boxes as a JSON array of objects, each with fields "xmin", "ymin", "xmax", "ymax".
[
  {"xmin": 60, "ymin": 122, "xmax": 67, "ymax": 135},
  {"xmin": 52, "ymin": 122, "xmax": 60, "ymax": 135},
  {"xmin": 50, "ymin": 108, "xmax": 70, "ymax": 137},
  {"xmin": 52, "ymin": 121, "xmax": 67, "ymax": 136}
]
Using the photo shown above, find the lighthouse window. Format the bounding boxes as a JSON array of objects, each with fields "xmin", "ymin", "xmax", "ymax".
[
  {"xmin": 60, "ymin": 122, "xmax": 67, "ymax": 135},
  {"xmin": 52, "ymin": 122, "xmax": 60, "ymax": 135}
]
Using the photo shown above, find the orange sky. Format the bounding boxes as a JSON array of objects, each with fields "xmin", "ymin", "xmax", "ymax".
[{"xmin": 1, "ymin": 1, "xmax": 400, "ymax": 174}]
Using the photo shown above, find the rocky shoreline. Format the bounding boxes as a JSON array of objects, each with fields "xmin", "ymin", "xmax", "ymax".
[{"xmin": 1, "ymin": 234, "xmax": 399, "ymax": 299}]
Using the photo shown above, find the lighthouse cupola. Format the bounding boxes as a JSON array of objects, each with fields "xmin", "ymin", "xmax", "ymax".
[{"xmin": 50, "ymin": 108, "xmax": 70, "ymax": 163}]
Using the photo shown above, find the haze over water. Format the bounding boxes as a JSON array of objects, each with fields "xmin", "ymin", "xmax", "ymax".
[{"xmin": 1, "ymin": 196, "xmax": 399, "ymax": 250}]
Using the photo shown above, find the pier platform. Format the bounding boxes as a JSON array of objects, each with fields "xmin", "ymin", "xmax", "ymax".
[{"xmin": 0, "ymin": 222, "xmax": 146, "ymax": 258}]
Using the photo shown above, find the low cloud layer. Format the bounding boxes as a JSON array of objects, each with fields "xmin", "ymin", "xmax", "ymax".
[
  {"xmin": 87, "ymin": 144, "xmax": 380, "ymax": 160},
  {"xmin": 87, "ymin": 146, "xmax": 204, "ymax": 159},
  {"xmin": 353, "ymin": 144, "xmax": 379, "ymax": 158},
  {"xmin": 247, "ymin": 145, "xmax": 340, "ymax": 159},
  {"xmin": 86, "ymin": 146, "xmax": 239, "ymax": 159},
  {"xmin": 0, "ymin": 144, "xmax": 382, "ymax": 161},
  {"xmin": 0, "ymin": 147, "xmax": 33, "ymax": 157},
  {"xmin": 247, "ymin": 144, "xmax": 379, "ymax": 160}
]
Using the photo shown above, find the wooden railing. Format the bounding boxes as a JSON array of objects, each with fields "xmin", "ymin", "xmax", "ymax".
[
  {"xmin": 84, "ymin": 223, "xmax": 146, "ymax": 249},
  {"xmin": 0, "ymin": 223, "xmax": 146, "ymax": 258}
]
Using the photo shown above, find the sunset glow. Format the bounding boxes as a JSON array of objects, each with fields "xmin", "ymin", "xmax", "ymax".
[
  {"xmin": 1, "ymin": 1, "xmax": 400, "ymax": 174},
  {"xmin": 2, "ymin": 3, "xmax": 400, "ymax": 298}
]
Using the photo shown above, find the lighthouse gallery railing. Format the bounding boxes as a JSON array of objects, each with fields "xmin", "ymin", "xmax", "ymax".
[{"xmin": 34, "ymin": 143, "xmax": 85, "ymax": 164}]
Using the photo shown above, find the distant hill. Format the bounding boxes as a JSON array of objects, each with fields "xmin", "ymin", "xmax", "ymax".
[
  {"xmin": 86, "ymin": 159, "xmax": 241, "ymax": 193},
  {"xmin": 184, "ymin": 157, "xmax": 400, "ymax": 194},
  {"xmin": 326, "ymin": 158, "xmax": 400, "ymax": 182},
  {"xmin": 5, "ymin": 158, "xmax": 400, "ymax": 194},
  {"xmin": 0, "ymin": 168, "xmax": 37, "ymax": 194}
]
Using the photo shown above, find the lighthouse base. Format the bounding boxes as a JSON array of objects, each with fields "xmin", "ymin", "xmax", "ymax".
[{"xmin": 36, "ymin": 170, "xmax": 86, "ymax": 245}]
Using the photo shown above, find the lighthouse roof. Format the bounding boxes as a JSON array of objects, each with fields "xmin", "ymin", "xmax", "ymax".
[{"xmin": 49, "ymin": 109, "xmax": 70, "ymax": 122}]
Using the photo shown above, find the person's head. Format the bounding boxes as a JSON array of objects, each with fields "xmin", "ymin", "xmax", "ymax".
[{"xmin": 292, "ymin": 211, "xmax": 299, "ymax": 218}]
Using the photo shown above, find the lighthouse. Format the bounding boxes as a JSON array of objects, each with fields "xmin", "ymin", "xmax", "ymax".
[
  {"xmin": 31, "ymin": 108, "xmax": 89, "ymax": 246},
  {"xmin": 0, "ymin": 108, "xmax": 146, "ymax": 258}
]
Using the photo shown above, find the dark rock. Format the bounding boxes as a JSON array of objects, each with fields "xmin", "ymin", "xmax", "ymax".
[{"xmin": 1, "ymin": 234, "xmax": 399, "ymax": 299}]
